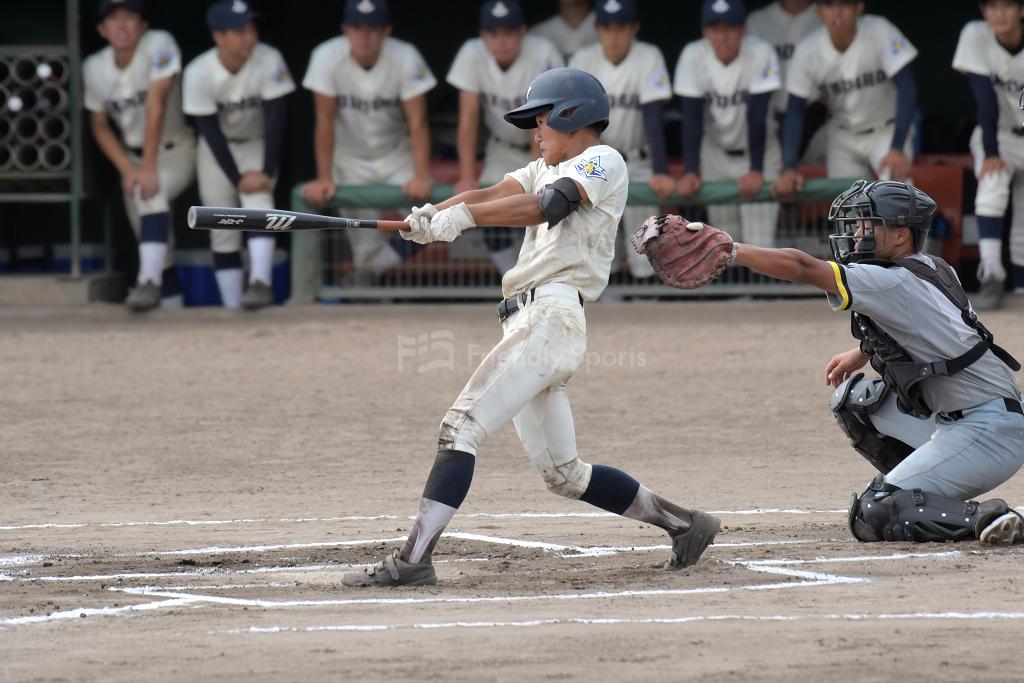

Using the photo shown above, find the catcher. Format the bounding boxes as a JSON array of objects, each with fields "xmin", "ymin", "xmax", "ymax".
[
  {"xmin": 634, "ymin": 180, "xmax": 1024, "ymax": 545},
  {"xmin": 342, "ymin": 68, "xmax": 719, "ymax": 588}
]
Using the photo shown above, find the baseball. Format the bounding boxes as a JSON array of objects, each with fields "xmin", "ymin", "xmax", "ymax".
[
  {"xmin": 8, "ymin": 95, "xmax": 23, "ymax": 112},
  {"xmin": 686, "ymin": 221, "xmax": 705, "ymax": 230},
  {"xmin": 36, "ymin": 62, "xmax": 53, "ymax": 80}
]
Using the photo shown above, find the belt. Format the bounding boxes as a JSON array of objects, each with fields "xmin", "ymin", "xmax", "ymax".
[
  {"xmin": 127, "ymin": 141, "xmax": 176, "ymax": 155},
  {"xmin": 1010, "ymin": 127, "xmax": 1024, "ymax": 138},
  {"xmin": 838, "ymin": 118, "xmax": 895, "ymax": 136},
  {"xmin": 941, "ymin": 397, "xmax": 1023, "ymax": 421},
  {"xmin": 724, "ymin": 148, "xmax": 747, "ymax": 157},
  {"xmin": 496, "ymin": 285, "xmax": 584, "ymax": 323}
]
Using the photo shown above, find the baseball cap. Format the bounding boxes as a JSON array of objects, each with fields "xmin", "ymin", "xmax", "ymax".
[
  {"xmin": 701, "ymin": 0, "xmax": 746, "ymax": 27},
  {"xmin": 206, "ymin": 0, "xmax": 256, "ymax": 31},
  {"xmin": 480, "ymin": 0, "xmax": 525, "ymax": 30},
  {"xmin": 344, "ymin": 0, "xmax": 390, "ymax": 26},
  {"xmin": 98, "ymin": 0, "xmax": 145, "ymax": 19},
  {"xmin": 595, "ymin": 0, "xmax": 638, "ymax": 24}
]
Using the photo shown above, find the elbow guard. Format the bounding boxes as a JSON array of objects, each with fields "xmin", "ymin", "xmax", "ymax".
[{"xmin": 539, "ymin": 177, "xmax": 581, "ymax": 227}]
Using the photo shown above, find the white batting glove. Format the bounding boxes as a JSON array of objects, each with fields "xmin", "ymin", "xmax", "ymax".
[
  {"xmin": 428, "ymin": 202, "xmax": 476, "ymax": 243},
  {"xmin": 400, "ymin": 203, "xmax": 439, "ymax": 244}
]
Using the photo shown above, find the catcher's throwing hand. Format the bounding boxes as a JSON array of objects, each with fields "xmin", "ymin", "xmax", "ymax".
[{"xmin": 631, "ymin": 214, "xmax": 737, "ymax": 289}]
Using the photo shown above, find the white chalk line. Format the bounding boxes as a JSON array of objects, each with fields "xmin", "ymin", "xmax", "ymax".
[
  {"xmin": 215, "ymin": 610, "xmax": 1024, "ymax": 635},
  {"xmin": 0, "ymin": 508, "xmax": 852, "ymax": 532}
]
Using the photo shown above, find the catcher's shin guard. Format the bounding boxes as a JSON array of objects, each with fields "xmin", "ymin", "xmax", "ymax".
[
  {"xmin": 848, "ymin": 475, "xmax": 1008, "ymax": 542},
  {"xmin": 831, "ymin": 373, "xmax": 914, "ymax": 474}
]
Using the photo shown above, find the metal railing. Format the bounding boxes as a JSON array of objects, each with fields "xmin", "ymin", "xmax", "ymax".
[{"xmin": 289, "ymin": 177, "xmax": 859, "ymax": 303}]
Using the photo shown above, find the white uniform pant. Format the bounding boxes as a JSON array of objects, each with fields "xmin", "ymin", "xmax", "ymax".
[
  {"xmin": 123, "ymin": 135, "xmax": 197, "ymax": 268},
  {"xmin": 197, "ymin": 137, "xmax": 275, "ymax": 253},
  {"xmin": 826, "ymin": 121, "xmax": 915, "ymax": 181},
  {"xmin": 331, "ymin": 147, "xmax": 414, "ymax": 271},
  {"xmin": 970, "ymin": 126, "xmax": 1024, "ymax": 267},
  {"xmin": 438, "ymin": 283, "xmax": 593, "ymax": 498},
  {"xmin": 701, "ymin": 137, "xmax": 782, "ymax": 248}
]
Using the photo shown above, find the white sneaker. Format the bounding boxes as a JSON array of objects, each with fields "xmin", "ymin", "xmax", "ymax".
[{"xmin": 979, "ymin": 511, "xmax": 1024, "ymax": 545}]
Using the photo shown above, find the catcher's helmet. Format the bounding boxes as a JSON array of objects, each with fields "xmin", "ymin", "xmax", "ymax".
[
  {"xmin": 828, "ymin": 180, "xmax": 936, "ymax": 264},
  {"xmin": 504, "ymin": 67, "xmax": 610, "ymax": 133}
]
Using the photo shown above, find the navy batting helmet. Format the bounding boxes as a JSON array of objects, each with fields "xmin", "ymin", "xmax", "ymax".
[
  {"xmin": 504, "ymin": 67, "xmax": 610, "ymax": 133},
  {"xmin": 828, "ymin": 180, "xmax": 936, "ymax": 264}
]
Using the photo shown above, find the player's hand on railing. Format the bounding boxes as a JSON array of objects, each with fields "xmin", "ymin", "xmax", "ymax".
[
  {"xmin": 676, "ymin": 172, "xmax": 702, "ymax": 199},
  {"xmin": 877, "ymin": 149, "xmax": 911, "ymax": 181},
  {"xmin": 648, "ymin": 174, "xmax": 676, "ymax": 201},
  {"xmin": 772, "ymin": 169, "xmax": 804, "ymax": 198},
  {"xmin": 402, "ymin": 176, "xmax": 433, "ymax": 203},
  {"xmin": 301, "ymin": 177, "xmax": 337, "ymax": 207},
  {"xmin": 136, "ymin": 165, "xmax": 160, "ymax": 200},
  {"xmin": 453, "ymin": 176, "xmax": 479, "ymax": 195},
  {"xmin": 736, "ymin": 171, "xmax": 764, "ymax": 201},
  {"xmin": 978, "ymin": 156, "xmax": 1008, "ymax": 180},
  {"xmin": 238, "ymin": 171, "xmax": 272, "ymax": 195}
]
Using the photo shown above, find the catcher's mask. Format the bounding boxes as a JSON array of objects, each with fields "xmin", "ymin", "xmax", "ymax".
[{"xmin": 828, "ymin": 180, "xmax": 936, "ymax": 264}]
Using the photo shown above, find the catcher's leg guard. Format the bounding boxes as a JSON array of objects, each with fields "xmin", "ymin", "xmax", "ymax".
[
  {"xmin": 831, "ymin": 373, "xmax": 914, "ymax": 474},
  {"xmin": 847, "ymin": 475, "xmax": 1008, "ymax": 542}
]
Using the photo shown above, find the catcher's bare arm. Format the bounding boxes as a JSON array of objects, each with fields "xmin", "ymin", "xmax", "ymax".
[{"xmin": 733, "ymin": 244, "xmax": 840, "ymax": 294}]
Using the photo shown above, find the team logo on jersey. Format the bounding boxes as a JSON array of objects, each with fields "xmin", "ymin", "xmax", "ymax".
[
  {"xmin": 711, "ymin": 0, "xmax": 730, "ymax": 13},
  {"xmin": 218, "ymin": 218, "xmax": 244, "ymax": 225},
  {"xmin": 264, "ymin": 214, "xmax": 297, "ymax": 231},
  {"xmin": 357, "ymin": 0, "xmax": 376, "ymax": 13},
  {"xmin": 575, "ymin": 156, "xmax": 607, "ymax": 180},
  {"xmin": 603, "ymin": 0, "xmax": 622, "ymax": 13},
  {"xmin": 889, "ymin": 38, "xmax": 905, "ymax": 56},
  {"xmin": 650, "ymin": 68, "xmax": 670, "ymax": 89},
  {"xmin": 273, "ymin": 65, "xmax": 290, "ymax": 83},
  {"xmin": 492, "ymin": 1, "xmax": 510, "ymax": 18},
  {"xmin": 232, "ymin": 0, "xmax": 248, "ymax": 13},
  {"xmin": 153, "ymin": 52, "xmax": 173, "ymax": 69},
  {"xmin": 412, "ymin": 62, "xmax": 429, "ymax": 81},
  {"xmin": 761, "ymin": 62, "xmax": 775, "ymax": 81}
]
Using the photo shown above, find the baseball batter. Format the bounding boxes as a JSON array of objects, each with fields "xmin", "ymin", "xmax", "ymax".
[
  {"xmin": 569, "ymin": 0, "xmax": 672, "ymax": 280},
  {"xmin": 448, "ymin": 0, "xmax": 563, "ymax": 274},
  {"xmin": 183, "ymin": 0, "xmax": 295, "ymax": 309},
  {"xmin": 953, "ymin": 0, "xmax": 1024, "ymax": 311},
  {"xmin": 343, "ymin": 68, "xmax": 721, "ymax": 587},
  {"xmin": 530, "ymin": 0, "xmax": 598, "ymax": 60},
  {"xmin": 674, "ymin": 0, "xmax": 782, "ymax": 247},
  {"xmin": 774, "ymin": 0, "xmax": 918, "ymax": 197},
  {"xmin": 301, "ymin": 0, "xmax": 435, "ymax": 277},
  {"xmin": 728, "ymin": 179, "xmax": 1024, "ymax": 545},
  {"xmin": 84, "ymin": 0, "xmax": 196, "ymax": 311}
]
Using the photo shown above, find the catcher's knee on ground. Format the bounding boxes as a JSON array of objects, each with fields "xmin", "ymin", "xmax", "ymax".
[
  {"xmin": 847, "ymin": 475, "xmax": 997, "ymax": 542},
  {"xmin": 831, "ymin": 374, "xmax": 915, "ymax": 474}
]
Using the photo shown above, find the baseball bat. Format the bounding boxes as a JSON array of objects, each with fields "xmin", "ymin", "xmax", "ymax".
[{"xmin": 186, "ymin": 206, "xmax": 410, "ymax": 233}]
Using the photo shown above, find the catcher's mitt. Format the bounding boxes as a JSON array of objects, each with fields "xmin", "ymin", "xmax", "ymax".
[{"xmin": 630, "ymin": 214, "xmax": 737, "ymax": 289}]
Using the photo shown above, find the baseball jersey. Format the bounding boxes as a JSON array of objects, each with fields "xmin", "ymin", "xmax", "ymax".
[
  {"xmin": 83, "ymin": 29, "xmax": 189, "ymax": 149},
  {"xmin": 827, "ymin": 255, "xmax": 1021, "ymax": 413},
  {"xmin": 569, "ymin": 41, "xmax": 672, "ymax": 155},
  {"xmin": 303, "ymin": 36, "xmax": 436, "ymax": 160},
  {"xmin": 183, "ymin": 43, "xmax": 295, "ymax": 142},
  {"xmin": 953, "ymin": 20, "xmax": 1024, "ymax": 132},
  {"xmin": 746, "ymin": 1, "xmax": 821, "ymax": 116},
  {"xmin": 447, "ymin": 35, "xmax": 563, "ymax": 148},
  {"xmin": 503, "ymin": 144, "xmax": 627, "ymax": 301},
  {"xmin": 673, "ymin": 35, "xmax": 781, "ymax": 151},
  {"xmin": 529, "ymin": 11, "xmax": 598, "ymax": 60},
  {"xmin": 787, "ymin": 15, "xmax": 917, "ymax": 132}
]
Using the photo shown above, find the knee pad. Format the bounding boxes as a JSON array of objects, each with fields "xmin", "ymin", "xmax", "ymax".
[
  {"xmin": 540, "ymin": 456, "xmax": 592, "ymax": 499},
  {"xmin": 831, "ymin": 373, "xmax": 914, "ymax": 474},
  {"xmin": 848, "ymin": 475, "xmax": 984, "ymax": 543}
]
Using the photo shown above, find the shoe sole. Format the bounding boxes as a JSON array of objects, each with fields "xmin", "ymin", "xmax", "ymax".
[
  {"xmin": 979, "ymin": 512, "xmax": 1023, "ymax": 545},
  {"xmin": 665, "ymin": 512, "xmax": 721, "ymax": 570},
  {"xmin": 341, "ymin": 571, "xmax": 437, "ymax": 588}
]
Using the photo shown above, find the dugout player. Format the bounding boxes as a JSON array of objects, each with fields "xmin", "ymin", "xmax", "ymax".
[
  {"xmin": 84, "ymin": 0, "xmax": 196, "ymax": 311},
  {"xmin": 448, "ymin": 0, "xmax": 563, "ymax": 275},
  {"xmin": 953, "ymin": 0, "xmax": 1024, "ymax": 311},
  {"xmin": 674, "ymin": 0, "xmax": 783, "ymax": 248},
  {"xmin": 342, "ymin": 68, "xmax": 721, "ymax": 587},
  {"xmin": 183, "ymin": 0, "xmax": 295, "ymax": 309},
  {"xmin": 774, "ymin": 0, "xmax": 919, "ymax": 197},
  {"xmin": 301, "ymin": 0, "xmax": 435, "ymax": 278},
  {"xmin": 530, "ymin": 0, "xmax": 598, "ymax": 60},
  {"xmin": 729, "ymin": 179, "xmax": 1024, "ymax": 545},
  {"xmin": 569, "ymin": 0, "xmax": 673, "ymax": 281}
]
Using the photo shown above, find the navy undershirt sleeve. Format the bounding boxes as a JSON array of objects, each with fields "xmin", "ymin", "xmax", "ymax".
[
  {"xmin": 681, "ymin": 96, "xmax": 704, "ymax": 174},
  {"xmin": 642, "ymin": 100, "xmax": 669, "ymax": 175},
  {"xmin": 262, "ymin": 95, "xmax": 287, "ymax": 179},
  {"xmin": 195, "ymin": 115, "xmax": 242, "ymax": 187},
  {"xmin": 890, "ymin": 66, "xmax": 917, "ymax": 151},
  {"xmin": 967, "ymin": 72, "xmax": 1000, "ymax": 158},
  {"xmin": 746, "ymin": 92, "xmax": 771, "ymax": 173},
  {"xmin": 781, "ymin": 94, "xmax": 807, "ymax": 170}
]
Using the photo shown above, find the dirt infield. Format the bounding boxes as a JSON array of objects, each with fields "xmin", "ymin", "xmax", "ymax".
[{"xmin": 2, "ymin": 299, "xmax": 1023, "ymax": 682}]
